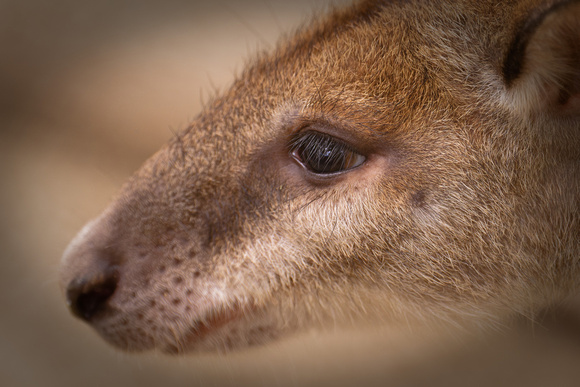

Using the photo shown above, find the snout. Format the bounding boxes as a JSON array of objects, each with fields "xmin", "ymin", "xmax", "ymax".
[
  {"xmin": 58, "ymin": 212, "xmax": 239, "ymax": 353},
  {"xmin": 58, "ymin": 156, "xmax": 278, "ymax": 353}
]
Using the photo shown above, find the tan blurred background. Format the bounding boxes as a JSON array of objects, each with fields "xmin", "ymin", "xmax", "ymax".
[{"xmin": 2, "ymin": 0, "xmax": 580, "ymax": 386}]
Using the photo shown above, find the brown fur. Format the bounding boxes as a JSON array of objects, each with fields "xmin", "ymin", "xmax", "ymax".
[{"xmin": 60, "ymin": 0, "xmax": 580, "ymax": 354}]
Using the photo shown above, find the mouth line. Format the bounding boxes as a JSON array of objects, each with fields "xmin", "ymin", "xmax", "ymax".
[{"xmin": 166, "ymin": 304, "xmax": 247, "ymax": 353}]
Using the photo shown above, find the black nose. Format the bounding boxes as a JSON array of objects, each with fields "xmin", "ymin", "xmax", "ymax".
[{"xmin": 66, "ymin": 266, "xmax": 119, "ymax": 321}]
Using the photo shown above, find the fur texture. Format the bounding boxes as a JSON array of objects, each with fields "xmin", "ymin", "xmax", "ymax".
[{"xmin": 60, "ymin": 0, "xmax": 580, "ymax": 354}]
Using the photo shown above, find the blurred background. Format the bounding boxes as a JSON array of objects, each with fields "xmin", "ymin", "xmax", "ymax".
[{"xmin": 2, "ymin": 0, "xmax": 580, "ymax": 386}]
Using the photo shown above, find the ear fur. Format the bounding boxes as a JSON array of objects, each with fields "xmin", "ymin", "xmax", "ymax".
[{"xmin": 504, "ymin": 0, "xmax": 580, "ymax": 116}]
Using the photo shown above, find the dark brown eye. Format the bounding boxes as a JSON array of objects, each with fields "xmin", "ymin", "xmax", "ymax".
[{"xmin": 290, "ymin": 131, "xmax": 365, "ymax": 174}]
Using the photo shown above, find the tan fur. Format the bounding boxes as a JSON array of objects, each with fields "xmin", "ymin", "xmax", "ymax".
[{"xmin": 60, "ymin": 0, "xmax": 580, "ymax": 354}]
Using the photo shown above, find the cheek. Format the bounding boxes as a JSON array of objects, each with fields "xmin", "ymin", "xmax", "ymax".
[{"xmin": 277, "ymin": 185, "xmax": 388, "ymax": 263}]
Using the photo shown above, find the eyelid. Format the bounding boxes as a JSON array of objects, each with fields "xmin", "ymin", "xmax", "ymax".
[
  {"xmin": 289, "ymin": 130, "xmax": 358, "ymax": 156},
  {"xmin": 289, "ymin": 130, "xmax": 366, "ymax": 175}
]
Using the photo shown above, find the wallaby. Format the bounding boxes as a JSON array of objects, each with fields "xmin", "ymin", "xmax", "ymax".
[{"xmin": 60, "ymin": 0, "xmax": 579, "ymax": 354}]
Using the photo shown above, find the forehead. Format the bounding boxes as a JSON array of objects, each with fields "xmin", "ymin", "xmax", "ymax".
[
  {"xmin": 190, "ymin": 0, "xmax": 514, "ymax": 148},
  {"xmin": 227, "ymin": 4, "xmax": 443, "ymax": 134}
]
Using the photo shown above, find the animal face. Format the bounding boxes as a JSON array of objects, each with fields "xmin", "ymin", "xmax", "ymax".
[{"xmin": 60, "ymin": 0, "xmax": 579, "ymax": 354}]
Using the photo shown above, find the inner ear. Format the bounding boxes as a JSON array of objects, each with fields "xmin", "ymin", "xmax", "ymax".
[{"xmin": 503, "ymin": 0, "xmax": 580, "ymax": 116}]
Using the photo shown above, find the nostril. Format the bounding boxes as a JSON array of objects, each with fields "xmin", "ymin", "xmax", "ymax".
[{"xmin": 66, "ymin": 267, "xmax": 119, "ymax": 322}]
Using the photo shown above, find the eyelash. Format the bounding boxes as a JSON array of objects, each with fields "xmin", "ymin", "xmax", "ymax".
[{"xmin": 289, "ymin": 131, "xmax": 366, "ymax": 175}]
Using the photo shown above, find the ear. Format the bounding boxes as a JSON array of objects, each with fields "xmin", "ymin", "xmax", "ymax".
[{"xmin": 503, "ymin": 0, "xmax": 580, "ymax": 117}]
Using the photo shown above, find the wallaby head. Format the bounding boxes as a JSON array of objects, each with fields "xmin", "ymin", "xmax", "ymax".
[{"xmin": 60, "ymin": 0, "xmax": 580, "ymax": 354}]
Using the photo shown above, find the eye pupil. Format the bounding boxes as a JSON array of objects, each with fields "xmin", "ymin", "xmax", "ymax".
[{"xmin": 290, "ymin": 131, "xmax": 365, "ymax": 175}]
